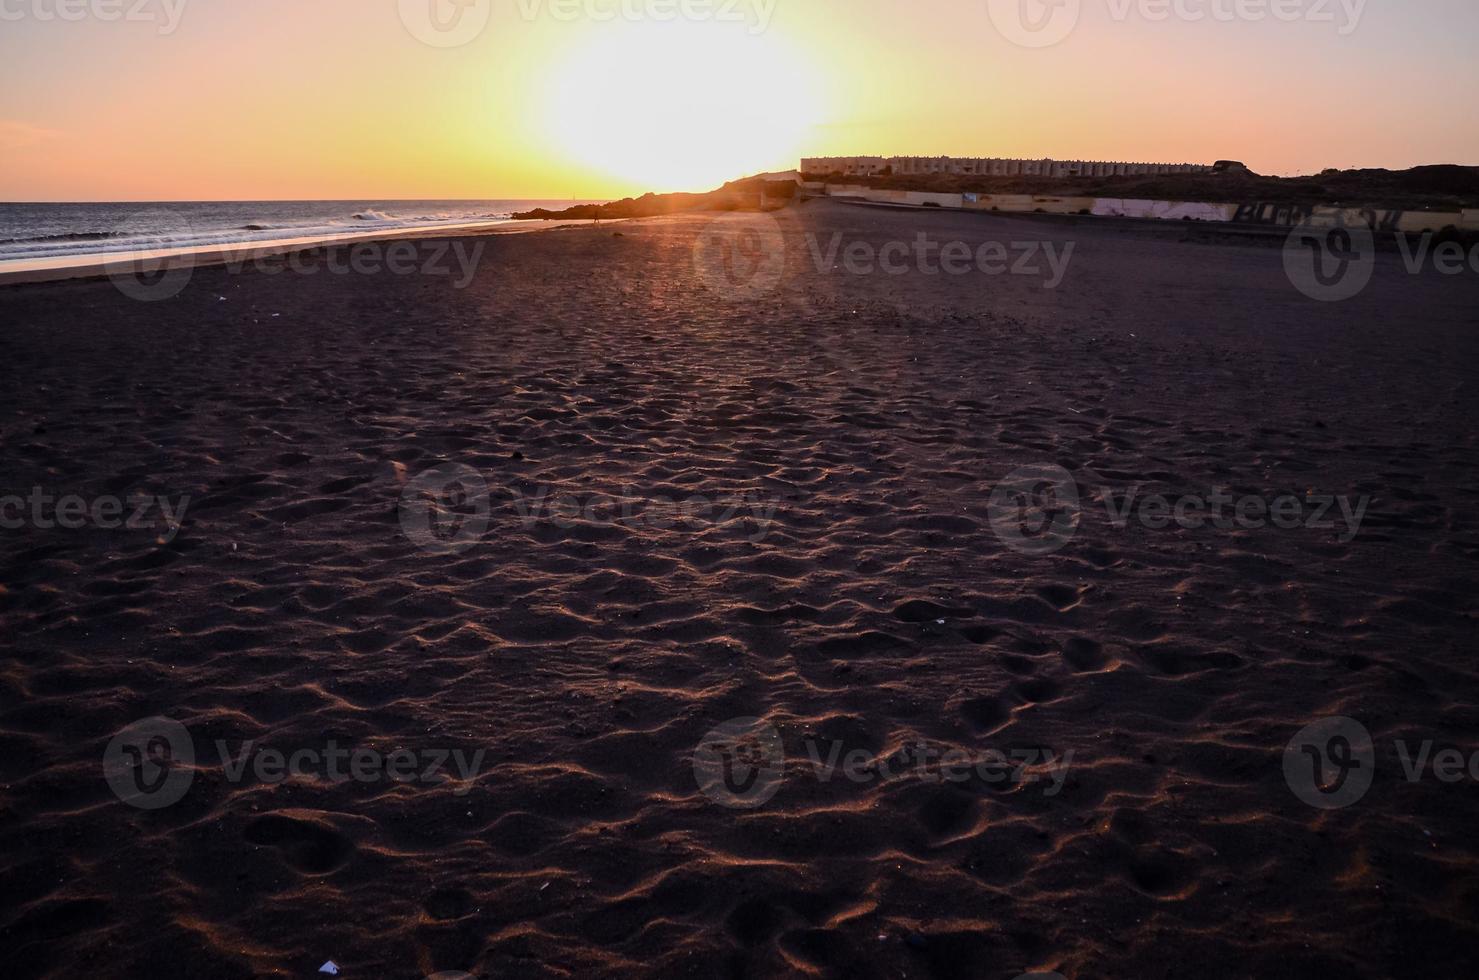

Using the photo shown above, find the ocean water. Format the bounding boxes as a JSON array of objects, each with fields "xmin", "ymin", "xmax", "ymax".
[{"xmin": 0, "ymin": 200, "xmax": 601, "ymax": 265}]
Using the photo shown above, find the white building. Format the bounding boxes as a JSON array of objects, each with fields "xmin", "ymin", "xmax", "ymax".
[
  {"xmin": 800, "ymin": 156, "xmax": 891, "ymax": 177},
  {"xmin": 801, "ymin": 155, "xmax": 1214, "ymax": 179}
]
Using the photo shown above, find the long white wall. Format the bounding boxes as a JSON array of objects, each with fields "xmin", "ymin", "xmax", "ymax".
[
  {"xmin": 804, "ymin": 183, "xmax": 1468, "ymax": 234},
  {"xmin": 801, "ymin": 156, "xmax": 1214, "ymax": 179}
]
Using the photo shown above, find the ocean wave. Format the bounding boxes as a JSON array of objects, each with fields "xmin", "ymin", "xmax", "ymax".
[
  {"xmin": 352, "ymin": 210, "xmax": 517, "ymax": 225},
  {"xmin": 0, "ymin": 230, "xmax": 127, "ymax": 246},
  {"xmin": 0, "ymin": 201, "xmax": 593, "ymax": 266}
]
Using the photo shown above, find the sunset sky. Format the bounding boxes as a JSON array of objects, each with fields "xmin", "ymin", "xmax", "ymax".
[{"xmin": 2, "ymin": 0, "xmax": 1476, "ymax": 201}]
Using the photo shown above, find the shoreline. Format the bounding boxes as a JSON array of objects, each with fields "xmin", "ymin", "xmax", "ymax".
[
  {"xmin": 0, "ymin": 215, "xmax": 610, "ymax": 288},
  {"xmin": 11, "ymin": 192, "xmax": 1474, "ymax": 292},
  {"xmin": 0, "ymin": 198, "xmax": 1411, "ymax": 294}
]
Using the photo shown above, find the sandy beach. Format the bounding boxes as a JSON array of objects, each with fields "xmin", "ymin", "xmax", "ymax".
[{"xmin": 2, "ymin": 199, "xmax": 1478, "ymax": 978}]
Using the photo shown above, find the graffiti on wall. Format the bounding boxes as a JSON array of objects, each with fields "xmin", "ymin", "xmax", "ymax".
[
  {"xmin": 1093, "ymin": 199, "xmax": 1234, "ymax": 222},
  {"xmin": 1233, "ymin": 203, "xmax": 1405, "ymax": 232}
]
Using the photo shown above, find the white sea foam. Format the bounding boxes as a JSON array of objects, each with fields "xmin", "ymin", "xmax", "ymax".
[{"xmin": 0, "ymin": 200, "xmax": 596, "ymax": 268}]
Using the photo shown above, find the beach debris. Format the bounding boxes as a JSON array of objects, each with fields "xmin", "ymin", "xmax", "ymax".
[{"xmin": 318, "ymin": 962, "xmax": 340, "ymax": 975}]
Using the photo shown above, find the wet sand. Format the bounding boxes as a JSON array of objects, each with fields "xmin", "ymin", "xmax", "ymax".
[{"xmin": 1, "ymin": 200, "xmax": 1477, "ymax": 978}]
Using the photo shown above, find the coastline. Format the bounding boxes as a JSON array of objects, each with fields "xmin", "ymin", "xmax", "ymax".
[
  {"xmin": 0, "ymin": 215, "xmax": 609, "ymax": 288},
  {"xmin": 0, "ymin": 194, "xmax": 1421, "ymax": 294}
]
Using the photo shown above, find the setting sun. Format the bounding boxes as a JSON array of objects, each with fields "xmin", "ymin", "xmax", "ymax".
[{"xmin": 541, "ymin": 20, "xmax": 828, "ymax": 192}]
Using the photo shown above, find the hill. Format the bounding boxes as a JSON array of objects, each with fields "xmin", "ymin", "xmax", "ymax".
[{"xmin": 512, "ymin": 176, "xmax": 796, "ymax": 221}]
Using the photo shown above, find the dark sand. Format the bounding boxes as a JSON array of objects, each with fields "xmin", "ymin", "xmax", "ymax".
[{"xmin": 2, "ymin": 200, "xmax": 1478, "ymax": 978}]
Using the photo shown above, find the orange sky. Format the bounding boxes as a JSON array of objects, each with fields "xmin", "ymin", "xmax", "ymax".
[{"xmin": 1, "ymin": 0, "xmax": 1476, "ymax": 201}]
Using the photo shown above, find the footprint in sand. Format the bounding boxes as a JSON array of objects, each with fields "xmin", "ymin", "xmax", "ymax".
[
  {"xmin": 424, "ymin": 887, "xmax": 475, "ymax": 921},
  {"xmin": 242, "ymin": 814, "xmax": 353, "ymax": 875},
  {"xmin": 958, "ymin": 696, "xmax": 1010, "ymax": 733},
  {"xmin": 1060, "ymin": 637, "xmax": 1109, "ymax": 672}
]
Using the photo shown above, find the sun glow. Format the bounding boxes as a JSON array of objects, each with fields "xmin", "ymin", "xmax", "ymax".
[{"xmin": 541, "ymin": 21, "xmax": 828, "ymax": 193}]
